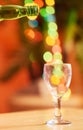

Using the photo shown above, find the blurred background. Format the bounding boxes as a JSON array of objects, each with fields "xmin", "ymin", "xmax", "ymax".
[{"xmin": 0, "ymin": 0, "xmax": 83, "ymax": 113}]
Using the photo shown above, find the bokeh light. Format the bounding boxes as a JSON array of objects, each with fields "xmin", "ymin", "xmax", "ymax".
[
  {"xmin": 41, "ymin": 0, "xmax": 63, "ymax": 65},
  {"xmin": 28, "ymin": 20, "xmax": 38, "ymax": 28},
  {"xmin": 24, "ymin": 28, "xmax": 43, "ymax": 43},
  {"xmin": 44, "ymin": 14, "xmax": 56, "ymax": 22},
  {"xmin": 52, "ymin": 45, "xmax": 62, "ymax": 53},
  {"xmin": 53, "ymin": 68, "xmax": 63, "ymax": 77},
  {"xmin": 48, "ymin": 29, "xmax": 58, "ymax": 38},
  {"xmin": 43, "ymin": 51, "xmax": 53, "ymax": 62},
  {"xmin": 24, "ymin": 28, "xmax": 35, "ymax": 39},
  {"xmin": 45, "ymin": 36, "xmax": 55, "ymax": 46},
  {"xmin": 34, "ymin": 0, "xmax": 44, "ymax": 8},
  {"xmin": 46, "ymin": 6, "xmax": 55, "ymax": 14},
  {"xmin": 45, "ymin": 0, "xmax": 55, "ymax": 6},
  {"xmin": 50, "ymin": 75, "xmax": 60, "ymax": 85},
  {"xmin": 24, "ymin": 0, "xmax": 33, "ymax": 4},
  {"xmin": 48, "ymin": 22, "xmax": 58, "ymax": 30},
  {"xmin": 40, "ymin": 7, "xmax": 48, "ymax": 17},
  {"xmin": 53, "ymin": 52, "xmax": 62, "ymax": 60}
]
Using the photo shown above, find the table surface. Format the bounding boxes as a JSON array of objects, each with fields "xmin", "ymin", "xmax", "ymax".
[
  {"xmin": 0, "ymin": 107, "xmax": 83, "ymax": 130},
  {"xmin": 2, "ymin": 77, "xmax": 83, "ymax": 130}
]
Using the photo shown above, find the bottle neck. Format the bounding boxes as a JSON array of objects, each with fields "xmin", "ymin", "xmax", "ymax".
[
  {"xmin": 0, "ymin": 5, "xmax": 39, "ymax": 21},
  {"xmin": 25, "ymin": 5, "xmax": 39, "ymax": 16}
]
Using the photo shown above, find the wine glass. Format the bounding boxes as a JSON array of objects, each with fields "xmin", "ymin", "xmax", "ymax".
[{"xmin": 43, "ymin": 62, "xmax": 72, "ymax": 125}]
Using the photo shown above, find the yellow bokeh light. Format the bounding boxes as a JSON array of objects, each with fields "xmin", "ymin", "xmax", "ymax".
[
  {"xmin": 45, "ymin": 0, "xmax": 55, "ymax": 6},
  {"xmin": 45, "ymin": 36, "xmax": 55, "ymax": 46},
  {"xmin": 53, "ymin": 52, "xmax": 62, "ymax": 60},
  {"xmin": 50, "ymin": 75, "xmax": 60, "ymax": 85}
]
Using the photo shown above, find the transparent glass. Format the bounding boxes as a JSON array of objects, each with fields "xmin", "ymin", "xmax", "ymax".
[
  {"xmin": 43, "ymin": 63, "xmax": 72, "ymax": 125},
  {"xmin": 0, "ymin": 4, "xmax": 39, "ymax": 21}
]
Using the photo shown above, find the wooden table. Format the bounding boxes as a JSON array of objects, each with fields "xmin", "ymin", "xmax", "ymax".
[{"xmin": 0, "ymin": 107, "xmax": 83, "ymax": 130}]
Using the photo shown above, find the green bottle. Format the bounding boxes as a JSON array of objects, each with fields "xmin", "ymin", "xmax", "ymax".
[{"xmin": 0, "ymin": 3, "xmax": 39, "ymax": 21}]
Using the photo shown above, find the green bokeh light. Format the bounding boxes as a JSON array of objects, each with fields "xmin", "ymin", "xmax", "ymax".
[
  {"xmin": 53, "ymin": 52, "xmax": 62, "ymax": 60},
  {"xmin": 53, "ymin": 68, "xmax": 63, "ymax": 77},
  {"xmin": 48, "ymin": 29, "xmax": 58, "ymax": 38},
  {"xmin": 40, "ymin": 8, "xmax": 48, "ymax": 17},
  {"xmin": 48, "ymin": 22, "xmax": 58, "ymax": 30},
  {"xmin": 46, "ymin": 6, "xmax": 55, "ymax": 14},
  {"xmin": 43, "ymin": 51, "xmax": 53, "ymax": 62},
  {"xmin": 24, "ymin": 0, "xmax": 33, "ymax": 4}
]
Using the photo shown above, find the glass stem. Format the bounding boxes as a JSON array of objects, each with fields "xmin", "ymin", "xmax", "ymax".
[{"xmin": 54, "ymin": 97, "xmax": 63, "ymax": 123}]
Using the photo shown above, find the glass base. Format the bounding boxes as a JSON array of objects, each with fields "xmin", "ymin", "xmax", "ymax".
[{"xmin": 46, "ymin": 119, "xmax": 71, "ymax": 126}]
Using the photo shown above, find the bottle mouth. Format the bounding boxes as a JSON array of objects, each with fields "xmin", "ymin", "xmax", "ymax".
[
  {"xmin": 25, "ymin": 2, "xmax": 39, "ymax": 20},
  {"xmin": 25, "ymin": 5, "xmax": 39, "ymax": 16}
]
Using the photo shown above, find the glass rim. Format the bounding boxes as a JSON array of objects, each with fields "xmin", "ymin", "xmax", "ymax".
[{"xmin": 44, "ymin": 62, "xmax": 71, "ymax": 66}]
